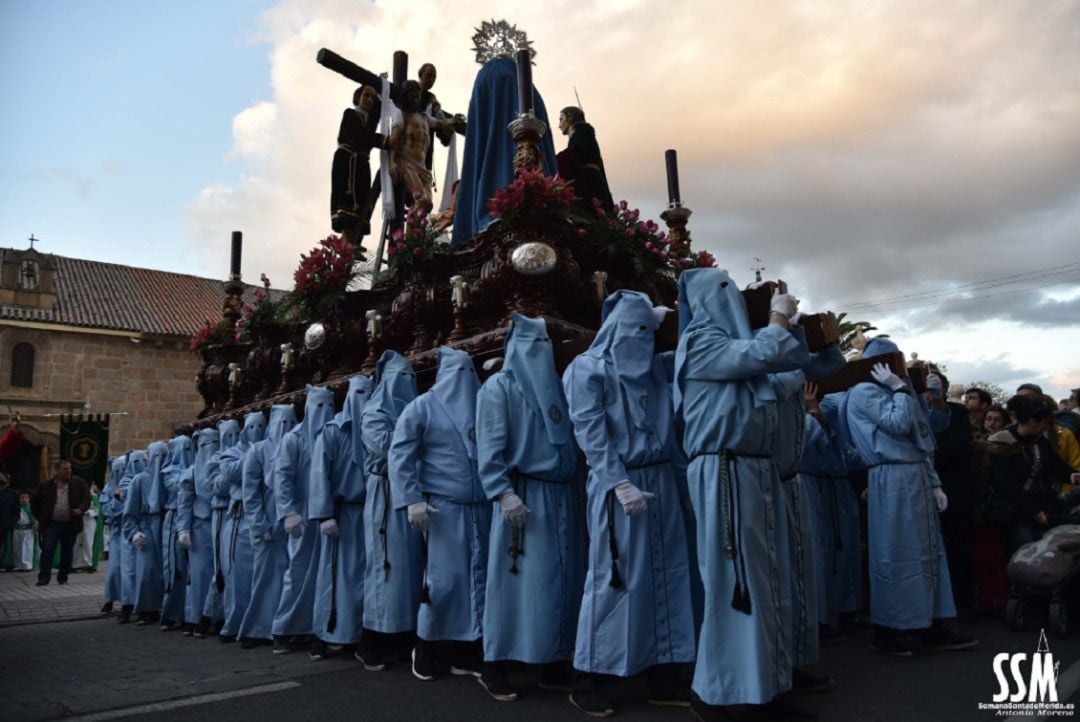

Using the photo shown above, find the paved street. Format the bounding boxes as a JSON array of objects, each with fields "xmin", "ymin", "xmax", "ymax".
[
  {"xmin": 4, "ymin": 564, "xmax": 1080, "ymax": 721},
  {"xmin": 0, "ymin": 561, "xmax": 107, "ymax": 627}
]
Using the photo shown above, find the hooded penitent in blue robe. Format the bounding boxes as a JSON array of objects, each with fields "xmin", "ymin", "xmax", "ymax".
[
  {"xmin": 123, "ymin": 442, "xmax": 168, "ymax": 615},
  {"xmin": 177, "ymin": 428, "xmax": 220, "ymax": 625},
  {"xmin": 845, "ymin": 337, "xmax": 955, "ymax": 630},
  {"xmin": 239, "ymin": 404, "xmax": 297, "ymax": 642},
  {"xmin": 450, "ymin": 57, "xmax": 558, "ymax": 246},
  {"xmin": 798, "ymin": 402, "xmax": 862, "ymax": 618},
  {"xmin": 564, "ymin": 290, "xmax": 696, "ymax": 677},
  {"xmin": 674, "ymin": 269, "xmax": 809, "ymax": 706},
  {"xmin": 311, "ymin": 375, "xmax": 373, "ymax": 645},
  {"xmin": 118, "ymin": 451, "xmax": 147, "ymax": 608},
  {"xmin": 479, "ymin": 314, "xmax": 584, "ymax": 665},
  {"xmin": 768, "ymin": 332, "xmax": 846, "ymax": 669},
  {"xmin": 102, "ymin": 455, "xmax": 128, "ymax": 606},
  {"xmin": 217, "ymin": 412, "xmax": 265, "ymax": 637},
  {"xmin": 273, "ymin": 386, "xmax": 335, "ymax": 637},
  {"xmin": 161, "ymin": 435, "xmax": 193, "ymax": 626},
  {"xmin": 361, "ymin": 351, "xmax": 422, "ymax": 636},
  {"xmin": 202, "ymin": 419, "xmax": 241, "ymax": 625},
  {"xmin": 391, "ymin": 347, "xmax": 490, "ymax": 642}
]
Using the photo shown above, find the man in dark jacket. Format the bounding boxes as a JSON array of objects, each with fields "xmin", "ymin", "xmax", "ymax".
[{"xmin": 31, "ymin": 460, "xmax": 91, "ymax": 585}]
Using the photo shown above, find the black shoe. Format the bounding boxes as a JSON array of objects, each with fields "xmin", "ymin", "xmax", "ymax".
[
  {"xmin": 160, "ymin": 620, "xmax": 179, "ymax": 632},
  {"xmin": 922, "ymin": 627, "xmax": 979, "ymax": 651},
  {"xmin": 57, "ymin": 577, "xmax": 68, "ymax": 585},
  {"xmin": 648, "ymin": 685, "xmax": 692, "ymax": 708},
  {"xmin": 539, "ymin": 662, "xmax": 574, "ymax": 692},
  {"xmin": 118, "ymin": 605, "xmax": 133, "ymax": 624},
  {"xmin": 101, "ymin": 602, "xmax": 113, "ymax": 614},
  {"xmin": 569, "ymin": 691, "xmax": 616, "ymax": 717},
  {"xmin": 219, "ymin": 634, "xmax": 237, "ymax": 644},
  {"xmin": 35, "ymin": 579, "xmax": 48, "ymax": 586},
  {"xmin": 819, "ymin": 624, "xmax": 847, "ymax": 643},
  {"xmin": 309, "ymin": 639, "xmax": 328, "ymax": 661},
  {"xmin": 241, "ymin": 637, "xmax": 268, "ymax": 650},
  {"xmin": 690, "ymin": 696, "xmax": 731, "ymax": 722},
  {"xmin": 272, "ymin": 636, "xmax": 292, "ymax": 654},
  {"xmin": 193, "ymin": 617, "xmax": 211, "ymax": 638},
  {"xmin": 764, "ymin": 696, "xmax": 819, "ymax": 720},
  {"xmin": 180, "ymin": 623, "xmax": 195, "ymax": 637},
  {"xmin": 289, "ymin": 634, "xmax": 311, "ymax": 650},
  {"xmin": 450, "ymin": 646, "xmax": 483, "ymax": 678},
  {"xmin": 871, "ymin": 630, "xmax": 915, "ymax": 657},
  {"xmin": 792, "ymin": 668, "xmax": 834, "ymax": 694},
  {"xmin": 478, "ymin": 665, "xmax": 518, "ymax": 701},
  {"xmin": 411, "ymin": 646, "xmax": 439, "ymax": 681},
  {"xmin": 355, "ymin": 646, "xmax": 387, "ymax": 671},
  {"xmin": 85, "ymin": 567, "xmax": 97, "ymax": 573}
]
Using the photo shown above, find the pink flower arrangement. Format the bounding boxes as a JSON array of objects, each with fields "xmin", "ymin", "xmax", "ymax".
[
  {"xmin": 292, "ymin": 235, "xmax": 358, "ymax": 320},
  {"xmin": 189, "ymin": 318, "xmax": 231, "ymax": 353},
  {"xmin": 488, "ymin": 170, "xmax": 576, "ymax": 224},
  {"xmin": 386, "ymin": 203, "xmax": 448, "ymax": 277}
]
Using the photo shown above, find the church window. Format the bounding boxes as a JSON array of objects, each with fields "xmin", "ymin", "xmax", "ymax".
[{"xmin": 10, "ymin": 343, "xmax": 34, "ymax": 388}]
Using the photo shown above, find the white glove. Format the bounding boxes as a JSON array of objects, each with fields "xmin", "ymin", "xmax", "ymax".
[
  {"xmin": 132, "ymin": 532, "xmax": 147, "ymax": 550},
  {"xmin": 614, "ymin": 481, "xmax": 655, "ymax": 517},
  {"xmin": 178, "ymin": 530, "xmax": 192, "ymax": 549},
  {"xmin": 320, "ymin": 519, "xmax": 340, "ymax": 537},
  {"xmin": 926, "ymin": 373, "xmax": 943, "ymax": 398},
  {"xmin": 932, "ymin": 487, "xmax": 948, "ymax": 513},
  {"xmin": 260, "ymin": 530, "xmax": 273, "ymax": 542},
  {"xmin": 500, "ymin": 491, "xmax": 529, "ymax": 529},
  {"xmin": 770, "ymin": 291, "xmax": 799, "ymax": 319},
  {"xmin": 407, "ymin": 501, "xmax": 439, "ymax": 533},
  {"xmin": 870, "ymin": 362, "xmax": 906, "ymax": 391},
  {"xmin": 284, "ymin": 512, "xmax": 304, "ymax": 539}
]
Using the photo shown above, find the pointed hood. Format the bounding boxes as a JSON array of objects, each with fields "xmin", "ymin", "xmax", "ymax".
[
  {"xmin": 431, "ymin": 346, "xmax": 481, "ymax": 459},
  {"xmin": 217, "ymin": 419, "xmax": 241, "ymax": 450},
  {"xmin": 145, "ymin": 441, "xmax": 168, "ymax": 509},
  {"xmin": 338, "ymin": 375, "xmax": 374, "ymax": 462},
  {"xmin": 503, "ymin": 314, "xmax": 570, "ymax": 444},
  {"xmin": 163, "ymin": 435, "xmax": 194, "ymax": 478},
  {"xmin": 369, "ymin": 350, "xmax": 417, "ymax": 424},
  {"xmin": 299, "ymin": 385, "xmax": 335, "ymax": 450},
  {"xmin": 193, "ymin": 428, "xmax": 220, "ymax": 480},
  {"xmin": 126, "ymin": 450, "xmax": 148, "ymax": 479},
  {"xmin": 675, "ymin": 268, "xmax": 775, "ymax": 412},
  {"xmin": 267, "ymin": 404, "xmax": 298, "ymax": 447},
  {"xmin": 586, "ymin": 290, "xmax": 657, "ymax": 430},
  {"xmin": 239, "ymin": 411, "xmax": 267, "ymax": 450}
]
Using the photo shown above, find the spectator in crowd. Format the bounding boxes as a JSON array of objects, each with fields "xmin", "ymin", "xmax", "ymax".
[
  {"xmin": 30, "ymin": 460, "xmax": 92, "ymax": 586},
  {"xmin": 1068, "ymin": 388, "xmax": 1079, "ymax": 413},
  {"xmin": 983, "ymin": 396, "xmax": 1073, "ymax": 553},
  {"xmin": 13, "ymin": 492, "xmax": 36, "ymax": 571},
  {"xmin": 963, "ymin": 388, "xmax": 992, "ymax": 435},
  {"xmin": 984, "ymin": 405, "xmax": 1009, "ymax": 434},
  {"xmin": 1062, "ymin": 400, "xmax": 1073, "ymax": 412},
  {"xmin": 1016, "ymin": 383, "xmax": 1043, "ymax": 397},
  {"xmin": 0, "ymin": 474, "xmax": 20, "ymax": 571}
]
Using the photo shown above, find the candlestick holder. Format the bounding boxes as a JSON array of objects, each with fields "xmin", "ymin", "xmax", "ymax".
[
  {"xmin": 591, "ymin": 271, "xmax": 608, "ymax": 305},
  {"xmin": 277, "ymin": 342, "xmax": 295, "ymax": 395},
  {"xmin": 449, "ymin": 275, "xmax": 470, "ymax": 343},
  {"xmin": 361, "ymin": 310, "xmax": 383, "ymax": 374},
  {"xmin": 660, "ymin": 205, "xmax": 693, "ymax": 257},
  {"xmin": 508, "ymin": 114, "xmax": 546, "ymax": 175},
  {"xmin": 226, "ymin": 362, "xmax": 242, "ymax": 409}
]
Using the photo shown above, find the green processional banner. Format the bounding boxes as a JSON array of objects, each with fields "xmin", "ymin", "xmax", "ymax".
[{"xmin": 60, "ymin": 414, "xmax": 110, "ymax": 487}]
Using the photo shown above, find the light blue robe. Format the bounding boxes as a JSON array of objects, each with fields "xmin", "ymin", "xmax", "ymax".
[
  {"xmin": 361, "ymin": 351, "xmax": 423, "ymax": 634},
  {"xmin": 102, "ymin": 456, "xmax": 127, "ymax": 605},
  {"xmin": 161, "ymin": 436, "xmax": 193, "ymax": 623},
  {"xmin": 202, "ymin": 420, "xmax": 240, "ymax": 623},
  {"xmin": 273, "ymin": 386, "xmax": 335, "ymax": 637},
  {"xmin": 239, "ymin": 405, "xmax": 296, "ymax": 641},
  {"xmin": 391, "ymin": 346, "xmax": 490, "ymax": 643},
  {"xmin": 310, "ymin": 376, "xmax": 373, "ymax": 644},
  {"xmin": 122, "ymin": 443, "xmax": 167, "ymax": 614},
  {"xmin": 217, "ymin": 412, "xmax": 265, "ymax": 636},
  {"xmin": 565, "ymin": 291, "xmax": 696, "ymax": 677},
  {"xmin": 118, "ymin": 452, "xmax": 145, "ymax": 607},
  {"xmin": 844, "ymin": 337, "xmax": 955, "ymax": 629},
  {"xmin": 177, "ymin": 428, "xmax": 220, "ymax": 625},
  {"xmin": 479, "ymin": 314, "xmax": 584, "ymax": 664},
  {"xmin": 798, "ymin": 407, "xmax": 862, "ymax": 616},
  {"xmin": 674, "ymin": 269, "xmax": 808, "ymax": 705}
]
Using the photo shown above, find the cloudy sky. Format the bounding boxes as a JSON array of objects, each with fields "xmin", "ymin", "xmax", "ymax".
[{"xmin": 2, "ymin": 0, "xmax": 1078, "ymax": 398}]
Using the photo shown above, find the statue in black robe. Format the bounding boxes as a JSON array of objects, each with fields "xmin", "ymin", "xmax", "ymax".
[
  {"xmin": 330, "ymin": 85, "xmax": 386, "ymax": 245},
  {"xmin": 556, "ymin": 106, "xmax": 614, "ymax": 212}
]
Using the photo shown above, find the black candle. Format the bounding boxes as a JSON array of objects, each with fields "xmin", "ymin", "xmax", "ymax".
[
  {"xmin": 665, "ymin": 149, "xmax": 681, "ymax": 205},
  {"xmin": 516, "ymin": 48, "xmax": 533, "ymax": 115},
  {"xmin": 230, "ymin": 231, "xmax": 242, "ymax": 278}
]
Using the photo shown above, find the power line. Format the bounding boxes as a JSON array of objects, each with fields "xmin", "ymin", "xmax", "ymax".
[{"xmin": 838, "ymin": 259, "xmax": 1080, "ymax": 311}]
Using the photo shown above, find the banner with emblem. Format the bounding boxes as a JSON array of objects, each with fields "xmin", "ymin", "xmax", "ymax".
[{"xmin": 60, "ymin": 414, "xmax": 110, "ymax": 487}]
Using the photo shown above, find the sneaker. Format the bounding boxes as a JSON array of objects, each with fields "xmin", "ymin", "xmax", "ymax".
[
  {"xmin": 411, "ymin": 647, "xmax": 439, "ymax": 682},
  {"xmin": 219, "ymin": 634, "xmax": 237, "ymax": 644},
  {"xmin": 180, "ymin": 623, "xmax": 195, "ymax": 637},
  {"xmin": 309, "ymin": 639, "xmax": 328, "ymax": 661},
  {"xmin": 450, "ymin": 647, "xmax": 483, "ymax": 678},
  {"xmin": 763, "ymin": 696, "xmax": 819, "ymax": 720},
  {"xmin": 648, "ymin": 686, "xmax": 692, "ymax": 708},
  {"xmin": 569, "ymin": 691, "xmax": 616, "ymax": 718},
  {"xmin": 922, "ymin": 628, "xmax": 979, "ymax": 652},
  {"xmin": 118, "ymin": 605, "xmax": 133, "ymax": 624},
  {"xmin": 35, "ymin": 579, "xmax": 49, "ymax": 586},
  {"xmin": 478, "ymin": 669, "xmax": 518, "ymax": 702},
  {"xmin": 792, "ymin": 668, "xmax": 834, "ymax": 694},
  {"xmin": 57, "ymin": 577, "xmax": 68, "ymax": 585},
  {"xmin": 193, "ymin": 617, "xmax": 211, "ymax": 638},
  {"xmin": 160, "ymin": 620, "xmax": 179, "ymax": 632},
  {"xmin": 538, "ymin": 663, "xmax": 574, "ymax": 692},
  {"xmin": 240, "ymin": 637, "xmax": 267, "ymax": 649},
  {"xmin": 272, "ymin": 636, "xmax": 292, "ymax": 654},
  {"xmin": 101, "ymin": 602, "xmax": 114, "ymax": 615},
  {"xmin": 871, "ymin": 631, "xmax": 915, "ymax": 657},
  {"xmin": 355, "ymin": 647, "xmax": 387, "ymax": 672},
  {"xmin": 289, "ymin": 634, "xmax": 311, "ymax": 650}
]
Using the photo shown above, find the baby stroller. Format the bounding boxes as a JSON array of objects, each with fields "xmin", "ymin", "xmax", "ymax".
[{"xmin": 1005, "ymin": 524, "xmax": 1080, "ymax": 639}]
